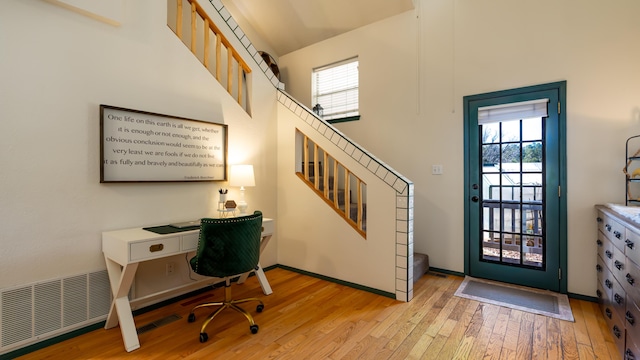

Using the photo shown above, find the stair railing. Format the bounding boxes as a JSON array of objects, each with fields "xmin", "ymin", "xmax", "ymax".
[
  {"xmin": 167, "ymin": 0, "xmax": 252, "ymax": 113},
  {"xmin": 297, "ymin": 130, "xmax": 367, "ymax": 237}
]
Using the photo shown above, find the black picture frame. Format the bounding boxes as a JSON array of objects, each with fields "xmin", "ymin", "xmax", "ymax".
[{"xmin": 100, "ymin": 105, "xmax": 227, "ymax": 183}]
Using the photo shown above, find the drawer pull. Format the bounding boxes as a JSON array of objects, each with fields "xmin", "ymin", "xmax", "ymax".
[
  {"xmin": 596, "ymin": 264, "xmax": 603, "ymax": 272},
  {"xmin": 597, "ymin": 217, "xmax": 603, "ymax": 223},
  {"xmin": 615, "ymin": 260, "xmax": 624, "ymax": 270},
  {"xmin": 605, "ymin": 279, "xmax": 613, "ymax": 289},
  {"xmin": 605, "ymin": 308, "xmax": 612, "ymax": 319},
  {"xmin": 605, "ymin": 224, "xmax": 612, "ymax": 232},
  {"xmin": 597, "ymin": 289, "xmax": 602, "ymax": 298},
  {"xmin": 605, "ymin": 250, "xmax": 613, "ymax": 259},
  {"xmin": 149, "ymin": 244, "xmax": 164, "ymax": 252},
  {"xmin": 597, "ymin": 239, "xmax": 603, "ymax": 247},
  {"xmin": 627, "ymin": 239, "xmax": 636, "ymax": 249},
  {"xmin": 613, "ymin": 325, "xmax": 621, "ymax": 338},
  {"xmin": 627, "ymin": 310, "xmax": 635, "ymax": 325},
  {"xmin": 627, "ymin": 349, "xmax": 636, "ymax": 360},
  {"xmin": 627, "ymin": 273, "xmax": 635, "ymax": 285},
  {"xmin": 614, "ymin": 230, "xmax": 622, "ymax": 239},
  {"xmin": 614, "ymin": 293, "xmax": 624, "ymax": 305}
]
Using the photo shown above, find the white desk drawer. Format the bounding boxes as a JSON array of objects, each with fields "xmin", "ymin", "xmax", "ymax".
[
  {"xmin": 262, "ymin": 218, "xmax": 274, "ymax": 235},
  {"xmin": 181, "ymin": 233, "xmax": 199, "ymax": 252},
  {"xmin": 130, "ymin": 237, "xmax": 180, "ymax": 261}
]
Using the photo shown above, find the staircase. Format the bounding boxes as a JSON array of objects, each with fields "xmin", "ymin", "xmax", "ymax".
[{"xmin": 168, "ymin": 0, "xmax": 415, "ymax": 302}]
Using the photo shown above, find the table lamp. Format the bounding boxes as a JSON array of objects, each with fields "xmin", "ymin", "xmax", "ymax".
[{"xmin": 229, "ymin": 164, "xmax": 255, "ymax": 214}]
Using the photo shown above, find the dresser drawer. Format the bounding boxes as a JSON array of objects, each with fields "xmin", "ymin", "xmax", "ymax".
[
  {"xmin": 597, "ymin": 255, "xmax": 606, "ymax": 285},
  {"xmin": 598, "ymin": 235, "xmax": 614, "ymax": 270},
  {"xmin": 612, "ymin": 244, "xmax": 627, "ymax": 279},
  {"xmin": 611, "ymin": 277, "xmax": 627, "ymax": 323},
  {"xmin": 627, "ymin": 335, "xmax": 640, "ymax": 360},
  {"xmin": 599, "ymin": 263, "xmax": 616, "ymax": 301},
  {"xmin": 627, "ymin": 228, "xmax": 640, "ymax": 267},
  {"xmin": 598, "ymin": 275, "xmax": 624, "ymax": 328},
  {"xmin": 603, "ymin": 303, "xmax": 627, "ymax": 357},
  {"xmin": 597, "ymin": 279, "xmax": 606, "ymax": 306},
  {"xmin": 130, "ymin": 236, "xmax": 180, "ymax": 261},
  {"xmin": 599, "ymin": 212, "xmax": 627, "ymax": 251},
  {"xmin": 625, "ymin": 257, "xmax": 640, "ymax": 301},
  {"xmin": 627, "ymin": 296, "xmax": 640, "ymax": 346}
]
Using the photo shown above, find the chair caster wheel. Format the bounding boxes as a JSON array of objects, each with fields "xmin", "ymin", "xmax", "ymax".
[
  {"xmin": 256, "ymin": 304, "xmax": 264, "ymax": 313},
  {"xmin": 250, "ymin": 324, "xmax": 259, "ymax": 334},
  {"xmin": 199, "ymin": 332, "xmax": 208, "ymax": 343},
  {"xmin": 188, "ymin": 313, "xmax": 196, "ymax": 323}
]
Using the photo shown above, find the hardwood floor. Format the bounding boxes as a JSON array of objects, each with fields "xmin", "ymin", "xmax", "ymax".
[{"xmin": 16, "ymin": 268, "xmax": 618, "ymax": 359}]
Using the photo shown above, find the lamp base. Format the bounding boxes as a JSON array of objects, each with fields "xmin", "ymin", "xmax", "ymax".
[{"xmin": 237, "ymin": 201, "xmax": 248, "ymax": 215}]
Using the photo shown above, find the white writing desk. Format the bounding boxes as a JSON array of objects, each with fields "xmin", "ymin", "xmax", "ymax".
[{"xmin": 102, "ymin": 218, "xmax": 274, "ymax": 352}]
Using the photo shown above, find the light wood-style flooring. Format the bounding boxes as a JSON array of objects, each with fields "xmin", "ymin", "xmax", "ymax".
[{"xmin": 16, "ymin": 268, "xmax": 618, "ymax": 359}]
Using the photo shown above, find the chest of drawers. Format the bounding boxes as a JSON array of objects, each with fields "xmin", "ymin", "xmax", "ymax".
[{"xmin": 596, "ymin": 206, "xmax": 640, "ymax": 359}]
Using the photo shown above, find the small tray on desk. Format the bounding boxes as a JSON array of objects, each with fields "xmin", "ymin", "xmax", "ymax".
[{"xmin": 143, "ymin": 225, "xmax": 200, "ymax": 234}]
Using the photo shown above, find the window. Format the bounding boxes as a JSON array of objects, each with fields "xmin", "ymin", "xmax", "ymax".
[{"xmin": 312, "ymin": 57, "xmax": 359, "ymax": 122}]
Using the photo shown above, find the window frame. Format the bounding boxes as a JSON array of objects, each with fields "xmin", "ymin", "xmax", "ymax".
[{"xmin": 311, "ymin": 57, "xmax": 360, "ymax": 123}]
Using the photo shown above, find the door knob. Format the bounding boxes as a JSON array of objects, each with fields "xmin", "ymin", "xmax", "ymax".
[{"xmin": 471, "ymin": 196, "xmax": 479, "ymax": 202}]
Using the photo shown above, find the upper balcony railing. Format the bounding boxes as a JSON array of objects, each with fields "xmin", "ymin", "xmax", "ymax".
[{"xmin": 167, "ymin": 0, "xmax": 252, "ymax": 114}]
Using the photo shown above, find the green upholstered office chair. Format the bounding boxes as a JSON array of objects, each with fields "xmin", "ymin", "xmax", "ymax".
[{"xmin": 187, "ymin": 211, "xmax": 264, "ymax": 343}]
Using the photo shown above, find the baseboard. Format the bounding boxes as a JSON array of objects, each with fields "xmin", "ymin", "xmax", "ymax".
[
  {"xmin": 428, "ymin": 267, "xmax": 465, "ymax": 277},
  {"xmin": 567, "ymin": 292, "xmax": 598, "ymax": 303},
  {"xmin": 275, "ymin": 264, "xmax": 395, "ymax": 299}
]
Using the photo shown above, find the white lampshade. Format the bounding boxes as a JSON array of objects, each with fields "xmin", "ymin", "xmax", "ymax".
[
  {"xmin": 229, "ymin": 165, "xmax": 255, "ymax": 214},
  {"xmin": 229, "ymin": 165, "xmax": 255, "ymax": 187}
]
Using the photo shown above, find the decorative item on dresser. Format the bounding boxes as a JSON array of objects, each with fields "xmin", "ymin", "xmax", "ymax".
[{"xmin": 595, "ymin": 204, "xmax": 640, "ymax": 359}]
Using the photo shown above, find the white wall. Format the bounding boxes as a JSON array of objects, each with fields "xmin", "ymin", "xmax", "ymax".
[
  {"xmin": 279, "ymin": 0, "xmax": 640, "ymax": 296},
  {"xmin": 0, "ymin": 1, "xmax": 278, "ymax": 290}
]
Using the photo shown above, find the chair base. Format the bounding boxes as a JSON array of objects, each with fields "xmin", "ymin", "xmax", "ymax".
[{"xmin": 188, "ymin": 281, "xmax": 264, "ymax": 343}]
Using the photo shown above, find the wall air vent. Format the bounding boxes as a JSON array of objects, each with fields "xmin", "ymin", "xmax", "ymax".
[{"xmin": 0, "ymin": 270, "xmax": 111, "ymax": 355}]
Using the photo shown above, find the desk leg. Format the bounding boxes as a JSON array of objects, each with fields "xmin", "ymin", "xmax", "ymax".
[
  {"xmin": 237, "ymin": 263, "xmax": 272, "ymax": 295},
  {"xmin": 236, "ymin": 234, "xmax": 273, "ymax": 295},
  {"xmin": 254, "ymin": 264, "xmax": 273, "ymax": 295},
  {"xmin": 104, "ymin": 256, "xmax": 140, "ymax": 352}
]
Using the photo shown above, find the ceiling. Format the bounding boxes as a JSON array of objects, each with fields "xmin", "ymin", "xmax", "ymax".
[{"xmin": 220, "ymin": 0, "xmax": 415, "ymax": 57}]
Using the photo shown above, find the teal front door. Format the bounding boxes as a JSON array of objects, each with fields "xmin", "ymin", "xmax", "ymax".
[{"xmin": 464, "ymin": 82, "xmax": 567, "ymax": 292}]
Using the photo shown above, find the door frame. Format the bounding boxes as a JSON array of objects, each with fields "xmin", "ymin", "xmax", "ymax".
[{"xmin": 463, "ymin": 81, "xmax": 568, "ymax": 293}]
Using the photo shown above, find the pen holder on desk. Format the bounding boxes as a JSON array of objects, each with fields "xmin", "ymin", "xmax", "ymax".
[{"xmin": 218, "ymin": 194, "xmax": 227, "ymax": 210}]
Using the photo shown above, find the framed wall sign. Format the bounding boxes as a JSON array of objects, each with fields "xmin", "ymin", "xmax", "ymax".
[{"xmin": 100, "ymin": 105, "xmax": 227, "ymax": 182}]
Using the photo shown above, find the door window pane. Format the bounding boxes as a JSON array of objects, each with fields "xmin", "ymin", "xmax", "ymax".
[
  {"xmin": 501, "ymin": 119, "xmax": 520, "ymax": 142},
  {"xmin": 522, "ymin": 117, "xmax": 542, "ymax": 141},
  {"xmin": 483, "ymin": 123, "xmax": 500, "ymax": 144},
  {"xmin": 479, "ymin": 116, "xmax": 546, "ymax": 270}
]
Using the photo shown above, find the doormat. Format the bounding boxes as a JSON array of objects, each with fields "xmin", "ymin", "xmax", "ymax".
[{"xmin": 454, "ymin": 276, "xmax": 574, "ymax": 322}]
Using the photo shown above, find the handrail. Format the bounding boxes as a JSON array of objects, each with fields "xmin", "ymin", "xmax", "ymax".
[
  {"xmin": 297, "ymin": 130, "xmax": 367, "ymax": 237},
  {"xmin": 168, "ymin": 0, "xmax": 252, "ymax": 113}
]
